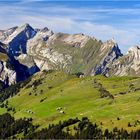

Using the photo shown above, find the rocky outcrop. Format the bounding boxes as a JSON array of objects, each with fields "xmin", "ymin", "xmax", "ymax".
[
  {"xmin": 92, "ymin": 39, "xmax": 123, "ymax": 75},
  {"xmin": 2, "ymin": 24, "xmax": 39, "ymax": 83},
  {"xmin": 0, "ymin": 61, "xmax": 16, "ymax": 85},
  {"xmin": 0, "ymin": 26, "xmax": 17, "ymax": 42},
  {"xmin": 27, "ymin": 31, "xmax": 72, "ymax": 71},
  {"xmin": 0, "ymin": 42, "xmax": 16, "ymax": 85},
  {"xmin": 0, "ymin": 42, "xmax": 6, "ymax": 54},
  {"xmin": 63, "ymin": 33, "xmax": 90, "ymax": 48},
  {"xmin": 106, "ymin": 46, "xmax": 140, "ymax": 76},
  {"xmin": 6, "ymin": 23, "xmax": 36, "ymax": 56}
]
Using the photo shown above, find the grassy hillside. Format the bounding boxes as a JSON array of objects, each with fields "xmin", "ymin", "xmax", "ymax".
[
  {"xmin": 0, "ymin": 52, "xmax": 8, "ymax": 61},
  {"xmin": 0, "ymin": 71, "xmax": 140, "ymax": 132}
]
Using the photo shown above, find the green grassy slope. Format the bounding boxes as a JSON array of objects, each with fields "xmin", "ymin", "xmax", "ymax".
[
  {"xmin": 50, "ymin": 36, "xmax": 104, "ymax": 75},
  {"xmin": 0, "ymin": 71, "xmax": 140, "ymax": 131}
]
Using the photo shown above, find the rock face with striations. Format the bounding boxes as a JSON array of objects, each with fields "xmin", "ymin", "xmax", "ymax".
[
  {"xmin": 0, "ymin": 23, "xmax": 140, "ymax": 85},
  {"xmin": 5, "ymin": 23, "xmax": 36, "ymax": 56},
  {"xmin": 91, "ymin": 39, "xmax": 122, "ymax": 75},
  {"xmin": 0, "ymin": 42, "xmax": 16, "ymax": 85},
  {"xmin": 106, "ymin": 46, "xmax": 140, "ymax": 76},
  {"xmin": 0, "ymin": 26, "xmax": 17, "ymax": 42},
  {"xmin": 0, "ymin": 60, "xmax": 16, "ymax": 86},
  {"xmin": 27, "ymin": 31, "xmax": 123, "ymax": 76}
]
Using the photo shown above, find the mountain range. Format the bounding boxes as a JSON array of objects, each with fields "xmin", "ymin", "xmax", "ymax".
[{"xmin": 0, "ymin": 23, "xmax": 139, "ymax": 86}]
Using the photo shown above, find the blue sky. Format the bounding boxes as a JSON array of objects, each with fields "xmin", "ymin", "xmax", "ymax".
[{"xmin": 1, "ymin": 0, "xmax": 140, "ymax": 53}]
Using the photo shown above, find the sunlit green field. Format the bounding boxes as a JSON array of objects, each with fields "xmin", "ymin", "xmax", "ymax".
[{"xmin": 0, "ymin": 71, "xmax": 140, "ymax": 131}]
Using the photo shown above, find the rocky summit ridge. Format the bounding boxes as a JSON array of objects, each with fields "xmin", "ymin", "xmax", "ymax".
[{"xmin": 0, "ymin": 23, "xmax": 139, "ymax": 85}]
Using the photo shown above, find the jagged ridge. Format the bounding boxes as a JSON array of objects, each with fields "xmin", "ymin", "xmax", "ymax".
[{"xmin": 0, "ymin": 23, "xmax": 139, "ymax": 85}]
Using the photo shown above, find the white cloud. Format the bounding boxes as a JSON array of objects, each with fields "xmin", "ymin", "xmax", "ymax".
[{"xmin": 0, "ymin": 2, "xmax": 140, "ymax": 53}]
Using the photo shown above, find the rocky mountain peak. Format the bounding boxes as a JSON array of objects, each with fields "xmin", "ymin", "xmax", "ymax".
[
  {"xmin": 4, "ymin": 24, "xmax": 37, "ymax": 56},
  {"xmin": 106, "ymin": 38, "xmax": 117, "ymax": 47},
  {"xmin": 20, "ymin": 23, "xmax": 35, "ymax": 32},
  {"xmin": 103, "ymin": 39, "xmax": 122, "ymax": 58},
  {"xmin": 100, "ymin": 38, "xmax": 120, "ymax": 54},
  {"xmin": 0, "ymin": 26, "xmax": 18, "ymax": 42},
  {"xmin": 63, "ymin": 33, "xmax": 91, "ymax": 48},
  {"xmin": 5, "ymin": 23, "xmax": 36, "ymax": 44},
  {"xmin": 126, "ymin": 45, "xmax": 140, "ymax": 61},
  {"xmin": 16, "ymin": 23, "xmax": 35, "ymax": 35},
  {"xmin": 22, "ymin": 23, "xmax": 30, "ymax": 27},
  {"xmin": 91, "ymin": 38, "xmax": 122, "ymax": 76},
  {"xmin": 106, "ymin": 45, "xmax": 140, "ymax": 77},
  {"xmin": 40, "ymin": 27, "xmax": 49, "ymax": 32},
  {"xmin": 127, "ymin": 45, "xmax": 140, "ymax": 53}
]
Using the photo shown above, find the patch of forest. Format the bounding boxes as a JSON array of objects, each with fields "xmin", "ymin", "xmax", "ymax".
[{"xmin": 0, "ymin": 113, "xmax": 140, "ymax": 139}]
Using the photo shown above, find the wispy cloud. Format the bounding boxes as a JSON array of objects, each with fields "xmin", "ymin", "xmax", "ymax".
[{"xmin": 0, "ymin": 1, "xmax": 140, "ymax": 53}]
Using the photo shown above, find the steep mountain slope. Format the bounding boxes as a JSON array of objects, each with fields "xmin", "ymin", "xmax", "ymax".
[
  {"xmin": 0, "ymin": 42, "xmax": 16, "ymax": 85},
  {"xmin": 0, "ymin": 42, "xmax": 6, "ymax": 54},
  {"xmin": 91, "ymin": 39, "xmax": 122, "ymax": 75},
  {"xmin": 0, "ymin": 71, "xmax": 140, "ymax": 131},
  {"xmin": 27, "ymin": 30, "xmax": 122, "ymax": 76},
  {"xmin": 5, "ymin": 23, "xmax": 36, "ymax": 56},
  {"xmin": 0, "ymin": 26, "xmax": 17, "ymax": 42},
  {"xmin": 0, "ymin": 24, "xmax": 40, "ymax": 83},
  {"xmin": 106, "ymin": 46, "xmax": 140, "ymax": 76}
]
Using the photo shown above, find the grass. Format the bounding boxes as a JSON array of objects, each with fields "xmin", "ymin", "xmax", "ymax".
[
  {"xmin": 0, "ymin": 71, "xmax": 140, "ymax": 132},
  {"xmin": 0, "ymin": 52, "xmax": 8, "ymax": 61}
]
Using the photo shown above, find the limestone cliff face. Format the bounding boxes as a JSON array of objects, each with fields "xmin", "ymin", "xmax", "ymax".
[
  {"xmin": 0, "ymin": 42, "xmax": 16, "ymax": 85},
  {"xmin": 5, "ymin": 23, "xmax": 36, "ymax": 56},
  {"xmin": 0, "ymin": 26, "xmax": 17, "ymax": 42},
  {"xmin": 26, "ymin": 31, "xmax": 123, "ymax": 76},
  {"xmin": 0, "ymin": 24, "xmax": 38, "ymax": 85},
  {"xmin": 106, "ymin": 46, "xmax": 140, "ymax": 76},
  {"xmin": 27, "ymin": 31, "xmax": 73, "ymax": 71},
  {"xmin": 0, "ymin": 61, "xmax": 16, "ymax": 85},
  {"xmin": 92, "ymin": 39, "xmax": 123, "ymax": 76}
]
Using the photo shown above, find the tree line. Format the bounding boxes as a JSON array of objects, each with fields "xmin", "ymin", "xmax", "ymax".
[
  {"xmin": 0, "ymin": 113, "xmax": 140, "ymax": 139},
  {"xmin": 26, "ymin": 117, "xmax": 140, "ymax": 139}
]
